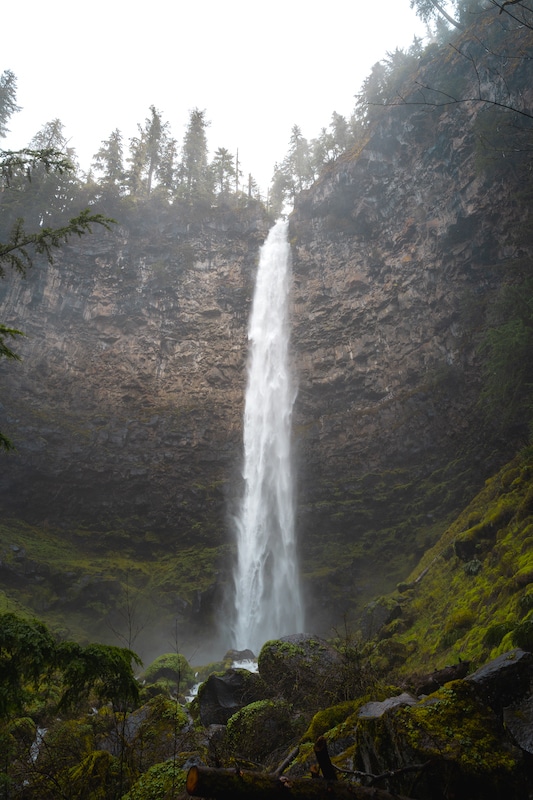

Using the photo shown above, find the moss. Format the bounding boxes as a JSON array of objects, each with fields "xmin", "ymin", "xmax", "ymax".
[
  {"xmin": 121, "ymin": 760, "xmax": 187, "ymax": 800},
  {"xmin": 511, "ymin": 612, "xmax": 533, "ymax": 650},
  {"xmin": 141, "ymin": 653, "xmax": 196, "ymax": 691},
  {"xmin": 398, "ymin": 681, "xmax": 519, "ymax": 774},
  {"xmin": 373, "ymin": 449, "xmax": 533, "ymax": 676},
  {"xmin": 301, "ymin": 701, "xmax": 359, "ymax": 742},
  {"xmin": 225, "ymin": 699, "xmax": 294, "ymax": 762}
]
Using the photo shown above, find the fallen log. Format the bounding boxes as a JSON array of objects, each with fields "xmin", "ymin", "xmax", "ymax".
[{"xmin": 186, "ymin": 764, "xmax": 416, "ymax": 800}]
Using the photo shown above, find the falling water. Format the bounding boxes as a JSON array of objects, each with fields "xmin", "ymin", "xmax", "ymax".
[{"xmin": 231, "ymin": 219, "xmax": 304, "ymax": 653}]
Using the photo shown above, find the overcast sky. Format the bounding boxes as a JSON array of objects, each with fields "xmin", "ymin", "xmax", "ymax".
[{"xmin": 2, "ymin": 0, "xmax": 426, "ymax": 192}]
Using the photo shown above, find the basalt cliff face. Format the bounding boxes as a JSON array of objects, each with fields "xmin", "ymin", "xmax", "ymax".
[
  {"xmin": 0, "ymin": 13, "xmax": 531, "ymax": 640},
  {"xmin": 0, "ymin": 211, "xmax": 269, "ymax": 545}
]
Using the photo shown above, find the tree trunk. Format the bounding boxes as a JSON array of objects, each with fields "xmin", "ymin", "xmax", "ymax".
[{"xmin": 186, "ymin": 765, "xmax": 416, "ymax": 800}]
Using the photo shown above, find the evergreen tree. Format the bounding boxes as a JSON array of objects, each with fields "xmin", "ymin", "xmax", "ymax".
[
  {"xmin": 410, "ymin": 0, "xmax": 490, "ymax": 28},
  {"xmin": 0, "ymin": 70, "xmax": 19, "ymax": 138},
  {"xmin": 92, "ymin": 128, "xmax": 126, "ymax": 194},
  {"xmin": 269, "ymin": 163, "xmax": 291, "ymax": 216},
  {"xmin": 330, "ymin": 112, "xmax": 350, "ymax": 155},
  {"xmin": 178, "ymin": 108, "xmax": 213, "ymax": 205},
  {"xmin": 126, "ymin": 106, "xmax": 169, "ymax": 198},
  {"xmin": 211, "ymin": 146, "xmax": 236, "ymax": 196},
  {"xmin": 311, "ymin": 127, "xmax": 337, "ymax": 171},
  {"xmin": 155, "ymin": 136, "xmax": 178, "ymax": 199},
  {"xmin": 286, "ymin": 124, "xmax": 313, "ymax": 195},
  {"xmin": 20, "ymin": 119, "xmax": 80, "ymax": 226}
]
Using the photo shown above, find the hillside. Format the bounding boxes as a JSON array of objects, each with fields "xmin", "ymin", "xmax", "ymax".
[{"xmin": 362, "ymin": 446, "xmax": 533, "ymax": 678}]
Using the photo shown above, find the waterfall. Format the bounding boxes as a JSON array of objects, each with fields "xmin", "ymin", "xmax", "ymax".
[{"xmin": 231, "ymin": 219, "xmax": 304, "ymax": 654}]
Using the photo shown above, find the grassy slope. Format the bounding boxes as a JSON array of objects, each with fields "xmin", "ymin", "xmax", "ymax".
[
  {"xmin": 371, "ymin": 446, "xmax": 533, "ymax": 679},
  {"xmin": 0, "ymin": 518, "xmax": 226, "ymax": 652}
]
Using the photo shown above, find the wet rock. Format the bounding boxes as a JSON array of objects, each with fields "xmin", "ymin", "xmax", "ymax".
[
  {"xmin": 466, "ymin": 648, "xmax": 533, "ymax": 712},
  {"xmin": 352, "ymin": 680, "xmax": 527, "ymax": 800},
  {"xmin": 358, "ymin": 692, "xmax": 418, "ymax": 718},
  {"xmin": 223, "ymin": 648, "xmax": 256, "ymax": 662},
  {"xmin": 258, "ymin": 634, "xmax": 344, "ymax": 707},
  {"xmin": 196, "ymin": 668, "xmax": 267, "ymax": 726},
  {"xmin": 504, "ymin": 695, "xmax": 533, "ymax": 754}
]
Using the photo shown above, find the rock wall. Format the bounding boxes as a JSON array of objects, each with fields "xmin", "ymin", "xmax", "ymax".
[{"xmin": 0, "ymin": 213, "xmax": 269, "ymax": 545}]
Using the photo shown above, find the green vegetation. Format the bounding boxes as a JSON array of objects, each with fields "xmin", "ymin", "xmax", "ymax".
[
  {"xmin": 362, "ymin": 447, "xmax": 533, "ymax": 677},
  {"xmin": 0, "ymin": 517, "xmax": 225, "ymax": 653}
]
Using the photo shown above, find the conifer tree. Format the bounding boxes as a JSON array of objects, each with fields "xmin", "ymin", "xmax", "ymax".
[
  {"xmin": 211, "ymin": 146, "xmax": 236, "ymax": 196},
  {"xmin": 0, "ymin": 70, "xmax": 19, "ymax": 138},
  {"xmin": 178, "ymin": 108, "xmax": 213, "ymax": 205},
  {"xmin": 126, "ymin": 106, "xmax": 169, "ymax": 198},
  {"xmin": 92, "ymin": 128, "xmax": 126, "ymax": 194}
]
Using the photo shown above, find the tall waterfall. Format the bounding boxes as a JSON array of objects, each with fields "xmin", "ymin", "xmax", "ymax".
[{"xmin": 231, "ymin": 219, "xmax": 304, "ymax": 654}]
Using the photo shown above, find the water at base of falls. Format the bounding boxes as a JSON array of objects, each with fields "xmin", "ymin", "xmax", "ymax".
[{"xmin": 231, "ymin": 219, "xmax": 304, "ymax": 654}]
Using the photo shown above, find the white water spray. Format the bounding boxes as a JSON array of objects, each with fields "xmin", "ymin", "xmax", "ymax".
[{"xmin": 231, "ymin": 219, "xmax": 304, "ymax": 653}]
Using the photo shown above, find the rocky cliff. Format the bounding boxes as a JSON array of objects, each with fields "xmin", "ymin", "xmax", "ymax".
[
  {"xmin": 0, "ymin": 211, "xmax": 268, "ymax": 541},
  {"xmin": 0, "ymin": 10, "xmax": 531, "ymax": 646}
]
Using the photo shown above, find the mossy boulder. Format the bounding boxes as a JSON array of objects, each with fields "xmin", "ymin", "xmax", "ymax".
[
  {"xmin": 116, "ymin": 695, "xmax": 192, "ymax": 768},
  {"xmin": 258, "ymin": 634, "xmax": 344, "ymax": 708},
  {"xmin": 140, "ymin": 652, "xmax": 196, "ymax": 695},
  {"xmin": 121, "ymin": 760, "xmax": 187, "ymax": 800},
  {"xmin": 352, "ymin": 680, "xmax": 527, "ymax": 800},
  {"xmin": 301, "ymin": 700, "xmax": 360, "ymax": 743},
  {"xmin": 195, "ymin": 668, "xmax": 267, "ymax": 726},
  {"xmin": 225, "ymin": 699, "xmax": 294, "ymax": 763}
]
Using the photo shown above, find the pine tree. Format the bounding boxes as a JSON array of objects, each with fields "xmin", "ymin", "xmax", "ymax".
[
  {"xmin": 211, "ymin": 146, "xmax": 236, "ymax": 196},
  {"xmin": 178, "ymin": 108, "xmax": 213, "ymax": 205},
  {"xmin": 0, "ymin": 70, "xmax": 19, "ymax": 138},
  {"xmin": 126, "ymin": 106, "xmax": 169, "ymax": 198},
  {"xmin": 92, "ymin": 129, "xmax": 126, "ymax": 194}
]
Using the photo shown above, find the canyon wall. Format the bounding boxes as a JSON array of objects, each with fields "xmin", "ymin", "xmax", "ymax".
[{"xmin": 0, "ymin": 12, "xmax": 531, "ymax": 638}]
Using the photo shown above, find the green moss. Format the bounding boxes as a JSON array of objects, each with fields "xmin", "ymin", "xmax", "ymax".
[
  {"xmin": 121, "ymin": 761, "xmax": 187, "ymax": 800},
  {"xmin": 511, "ymin": 612, "xmax": 533, "ymax": 650},
  {"xmin": 373, "ymin": 449, "xmax": 533, "ymax": 676},
  {"xmin": 225, "ymin": 699, "xmax": 294, "ymax": 762},
  {"xmin": 141, "ymin": 653, "xmax": 195, "ymax": 691},
  {"xmin": 398, "ymin": 681, "xmax": 518, "ymax": 774},
  {"xmin": 301, "ymin": 701, "xmax": 358, "ymax": 742}
]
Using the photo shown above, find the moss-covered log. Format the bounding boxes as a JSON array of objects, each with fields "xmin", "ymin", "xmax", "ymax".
[{"xmin": 186, "ymin": 765, "xmax": 415, "ymax": 800}]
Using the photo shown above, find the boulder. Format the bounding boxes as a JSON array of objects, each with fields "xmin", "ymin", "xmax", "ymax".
[
  {"xmin": 358, "ymin": 692, "xmax": 418, "ymax": 718},
  {"xmin": 257, "ymin": 633, "xmax": 344, "ymax": 708},
  {"xmin": 504, "ymin": 695, "xmax": 533, "ymax": 754},
  {"xmin": 352, "ymin": 680, "xmax": 527, "ymax": 800},
  {"xmin": 225, "ymin": 699, "xmax": 294, "ymax": 763},
  {"xmin": 466, "ymin": 648, "xmax": 533, "ymax": 712},
  {"xmin": 196, "ymin": 668, "xmax": 267, "ymax": 727}
]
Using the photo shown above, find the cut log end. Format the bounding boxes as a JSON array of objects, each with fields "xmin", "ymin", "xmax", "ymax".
[{"xmin": 186, "ymin": 765, "xmax": 200, "ymax": 796}]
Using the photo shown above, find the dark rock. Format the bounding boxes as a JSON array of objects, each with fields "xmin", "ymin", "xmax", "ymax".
[
  {"xmin": 504, "ymin": 695, "xmax": 533, "ymax": 754},
  {"xmin": 225, "ymin": 699, "xmax": 294, "ymax": 763},
  {"xmin": 466, "ymin": 648, "xmax": 533, "ymax": 712},
  {"xmin": 196, "ymin": 668, "xmax": 267, "ymax": 727},
  {"xmin": 223, "ymin": 648, "xmax": 256, "ymax": 662},
  {"xmin": 360, "ymin": 599, "xmax": 403, "ymax": 639}
]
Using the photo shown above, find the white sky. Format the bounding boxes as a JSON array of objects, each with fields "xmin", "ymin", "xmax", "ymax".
[{"xmin": 2, "ymin": 0, "xmax": 426, "ymax": 193}]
